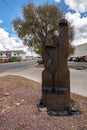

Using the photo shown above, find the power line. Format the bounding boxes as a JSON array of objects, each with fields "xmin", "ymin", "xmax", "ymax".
[{"xmin": 2, "ymin": 0, "xmax": 18, "ymax": 17}]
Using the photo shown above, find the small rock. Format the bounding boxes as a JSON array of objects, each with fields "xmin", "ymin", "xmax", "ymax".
[
  {"xmin": 0, "ymin": 97, "xmax": 6, "ymax": 101},
  {"xmin": 6, "ymin": 106, "xmax": 10, "ymax": 109},
  {"xmin": 38, "ymin": 107, "xmax": 47, "ymax": 112},
  {"xmin": 4, "ymin": 92, "xmax": 10, "ymax": 96},
  {"xmin": 15, "ymin": 102, "xmax": 21, "ymax": 106},
  {"xmin": 1, "ymin": 109, "xmax": 6, "ymax": 114},
  {"xmin": 21, "ymin": 99, "xmax": 24, "ymax": 102}
]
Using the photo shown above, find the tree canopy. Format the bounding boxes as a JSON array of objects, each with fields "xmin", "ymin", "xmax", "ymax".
[{"xmin": 12, "ymin": 3, "xmax": 75, "ymax": 55}]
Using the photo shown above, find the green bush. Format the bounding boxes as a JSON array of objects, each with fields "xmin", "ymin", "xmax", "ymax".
[
  {"xmin": 37, "ymin": 60, "xmax": 43, "ymax": 65},
  {"xmin": 9, "ymin": 56, "xmax": 21, "ymax": 62}
]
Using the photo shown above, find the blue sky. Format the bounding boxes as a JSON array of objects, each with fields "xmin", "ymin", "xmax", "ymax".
[
  {"xmin": 0, "ymin": 0, "xmax": 87, "ymax": 51},
  {"xmin": 0, "ymin": 0, "xmax": 30, "ymax": 36}
]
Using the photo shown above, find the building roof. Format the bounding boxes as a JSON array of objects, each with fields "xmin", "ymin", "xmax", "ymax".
[{"xmin": 0, "ymin": 50, "xmax": 25, "ymax": 53}]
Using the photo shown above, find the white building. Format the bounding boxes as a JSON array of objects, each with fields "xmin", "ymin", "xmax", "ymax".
[
  {"xmin": 73, "ymin": 43, "xmax": 87, "ymax": 57},
  {"xmin": 0, "ymin": 50, "xmax": 26, "ymax": 60}
]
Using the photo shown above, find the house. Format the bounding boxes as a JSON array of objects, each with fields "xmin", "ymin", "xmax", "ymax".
[{"xmin": 0, "ymin": 50, "xmax": 26, "ymax": 62}]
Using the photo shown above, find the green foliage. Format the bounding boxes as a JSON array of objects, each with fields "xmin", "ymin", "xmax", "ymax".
[
  {"xmin": 12, "ymin": 3, "xmax": 75, "ymax": 56},
  {"xmin": 37, "ymin": 60, "xmax": 43, "ymax": 65},
  {"xmin": 69, "ymin": 44, "xmax": 76, "ymax": 56},
  {"xmin": 9, "ymin": 56, "xmax": 21, "ymax": 62},
  {"xmin": 34, "ymin": 43, "xmax": 42, "ymax": 55}
]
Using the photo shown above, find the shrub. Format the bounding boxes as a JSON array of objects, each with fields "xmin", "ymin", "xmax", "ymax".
[
  {"xmin": 37, "ymin": 60, "xmax": 43, "ymax": 65},
  {"xmin": 9, "ymin": 56, "xmax": 21, "ymax": 62}
]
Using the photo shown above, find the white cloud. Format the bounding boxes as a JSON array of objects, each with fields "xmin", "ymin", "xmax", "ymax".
[
  {"xmin": 0, "ymin": 28, "xmax": 26, "ymax": 51},
  {"xmin": 65, "ymin": 12, "xmax": 87, "ymax": 45},
  {"xmin": 0, "ymin": 19, "xmax": 3, "ymax": 24},
  {"xmin": 65, "ymin": 0, "xmax": 87, "ymax": 13},
  {"xmin": 55, "ymin": 0, "xmax": 61, "ymax": 2},
  {"xmin": 64, "ymin": 1, "xmax": 87, "ymax": 45},
  {"xmin": 54, "ymin": 0, "xmax": 87, "ymax": 45}
]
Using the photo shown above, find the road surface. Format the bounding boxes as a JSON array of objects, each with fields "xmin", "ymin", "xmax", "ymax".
[
  {"xmin": 0, "ymin": 60, "xmax": 36, "ymax": 73},
  {"xmin": 0, "ymin": 61, "xmax": 87, "ymax": 97}
]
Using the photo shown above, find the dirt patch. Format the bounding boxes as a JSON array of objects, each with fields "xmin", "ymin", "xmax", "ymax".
[{"xmin": 0, "ymin": 75, "xmax": 87, "ymax": 130}]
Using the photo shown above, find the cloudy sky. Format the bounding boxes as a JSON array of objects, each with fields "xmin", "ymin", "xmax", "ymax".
[
  {"xmin": 0, "ymin": 0, "xmax": 87, "ymax": 51},
  {"xmin": 56, "ymin": 0, "xmax": 87, "ymax": 45}
]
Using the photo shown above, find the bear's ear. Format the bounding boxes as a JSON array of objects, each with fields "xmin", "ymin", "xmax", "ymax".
[
  {"xmin": 45, "ymin": 37, "xmax": 56, "ymax": 48},
  {"xmin": 59, "ymin": 19, "xmax": 68, "ymax": 26}
]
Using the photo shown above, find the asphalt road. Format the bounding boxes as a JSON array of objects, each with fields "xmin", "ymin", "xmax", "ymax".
[
  {"xmin": 0, "ymin": 60, "xmax": 36, "ymax": 73},
  {"xmin": 68, "ymin": 61, "xmax": 87, "ymax": 69},
  {"xmin": 0, "ymin": 61, "xmax": 87, "ymax": 73},
  {"xmin": 0, "ymin": 61, "xmax": 87, "ymax": 97}
]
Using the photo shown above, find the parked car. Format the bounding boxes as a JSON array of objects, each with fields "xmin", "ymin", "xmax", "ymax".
[
  {"xmin": 83, "ymin": 55, "xmax": 87, "ymax": 62},
  {"xmin": 75, "ymin": 57, "xmax": 82, "ymax": 62},
  {"xmin": 68, "ymin": 57, "xmax": 76, "ymax": 61},
  {"xmin": 75, "ymin": 56, "xmax": 87, "ymax": 62},
  {"xmin": 70, "ymin": 55, "xmax": 87, "ymax": 62}
]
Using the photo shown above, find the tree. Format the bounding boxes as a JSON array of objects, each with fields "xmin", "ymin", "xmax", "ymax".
[{"xmin": 12, "ymin": 3, "xmax": 75, "ymax": 55}]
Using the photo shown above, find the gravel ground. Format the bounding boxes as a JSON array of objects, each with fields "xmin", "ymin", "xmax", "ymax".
[{"xmin": 0, "ymin": 75, "xmax": 87, "ymax": 130}]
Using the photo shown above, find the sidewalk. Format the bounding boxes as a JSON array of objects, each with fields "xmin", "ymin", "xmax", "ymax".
[{"xmin": 0, "ymin": 66, "xmax": 87, "ymax": 97}]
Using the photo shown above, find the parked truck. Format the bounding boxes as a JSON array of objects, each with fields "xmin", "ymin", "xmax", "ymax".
[{"xmin": 83, "ymin": 55, "xmax": 87, "ymax": 62}]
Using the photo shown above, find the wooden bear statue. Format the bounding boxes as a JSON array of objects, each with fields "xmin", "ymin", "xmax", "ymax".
[{"xmin": 42, "ymin": 19, "xmax": 70, "ymax": 111}]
